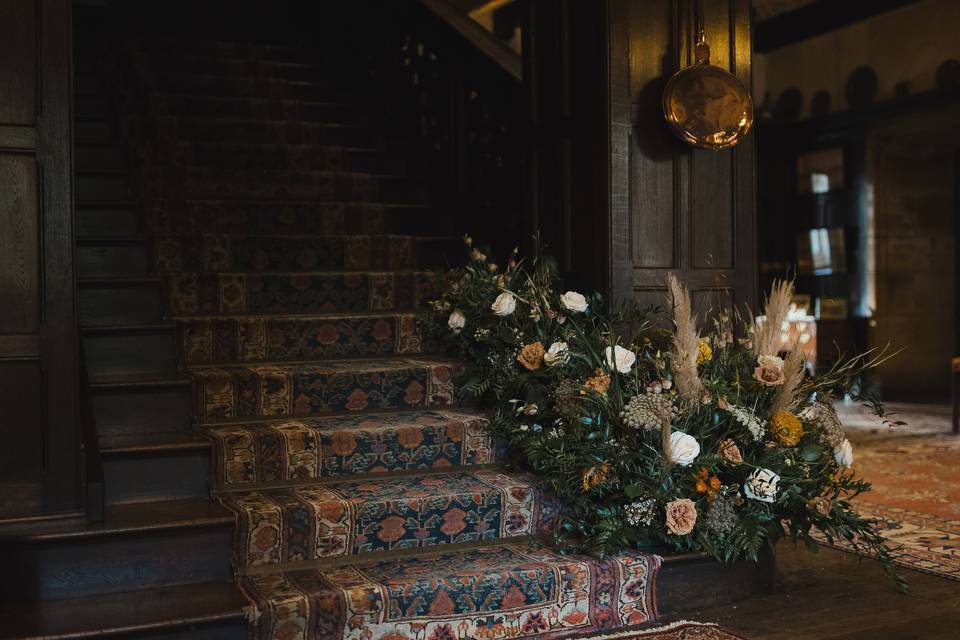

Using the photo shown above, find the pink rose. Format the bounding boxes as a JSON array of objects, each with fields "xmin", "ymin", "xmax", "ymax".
[
  {"xmin": 665, "ymin": 498, "xmax": 697, "ymax": 536},
  {"xmin": 753, "ymin": 355, "xmax": 785, "ymax": 387}
]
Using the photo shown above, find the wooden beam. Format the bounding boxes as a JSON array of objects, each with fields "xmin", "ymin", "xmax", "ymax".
[{"xmin": 755, "ymin": 0, "xmax": 925, "ymax": 53}]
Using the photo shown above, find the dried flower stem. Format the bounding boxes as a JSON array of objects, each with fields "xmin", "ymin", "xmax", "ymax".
[
  {"xmin": 668, "ymin": 274, "xmax": 705, "ymax": 404},
  {"xmin": 754, "ymin": 280, "xmax": 794, "ymax": 359}
]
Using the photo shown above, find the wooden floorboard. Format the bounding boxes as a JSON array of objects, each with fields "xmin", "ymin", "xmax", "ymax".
[{"xmin": 689, "ymin": 542, "xmax": 960, "ymax": 639}]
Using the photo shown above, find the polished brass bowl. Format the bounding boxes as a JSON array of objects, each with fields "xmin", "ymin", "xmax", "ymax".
[{"xmin": 663, "ymin": 37, "xmax": 753, "ymax": 150}]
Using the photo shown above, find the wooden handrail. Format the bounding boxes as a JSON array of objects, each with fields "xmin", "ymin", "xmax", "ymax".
[{"xmin": 419, "ymin": 0, "xmax": 522, "ymax": 81}]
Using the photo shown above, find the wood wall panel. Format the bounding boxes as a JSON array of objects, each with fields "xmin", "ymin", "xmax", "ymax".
[
  {"xmin": 0, "ymin": 0, "xmax": 38, "ymax": 126},
  {"xmin": 0, "ymin": 362, "xmax": 45, "ymax": 480},
  {"xmin": 0, "ymin": 153, "xmax": 40, "ymax": 335},
  {"xmin": 609, "ymin": 0, "xmax": 755, "ymax": 319}
]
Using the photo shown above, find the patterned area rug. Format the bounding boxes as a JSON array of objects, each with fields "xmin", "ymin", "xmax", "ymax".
[
  {"xmin": 572, "ymin": 621, "xmax": 746, "ymax": 639},
  {"xmin": 820, "ymin": 403, "xmax": 960, "ymax": 581}
]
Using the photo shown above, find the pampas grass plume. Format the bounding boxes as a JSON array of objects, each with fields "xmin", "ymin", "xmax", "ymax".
[
  {"xmin": 754, "ymin": 280, "xmax": 794, "ymax": 358},
  {"xmin": 668, "ymin": 274, "xmax": 705, "ymax": 404}
]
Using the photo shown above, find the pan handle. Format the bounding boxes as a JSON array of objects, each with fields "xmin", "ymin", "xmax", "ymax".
[{"xmin": 693, "ymin": 0, "xmax": 710, "ymax": 65}]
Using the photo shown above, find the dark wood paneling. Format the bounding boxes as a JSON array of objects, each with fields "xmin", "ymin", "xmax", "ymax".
[
  {"xmin": 0, "ymin": 363, "xmax": 45, "ymax": 481},
  {"xmin": 0, "ymin": 0, "xmax": 38, "ymax": 126},
  {"xmin": 0, "ymin": 153, "xmax": 40, "ymax": 334},
  {"xmin": 609, "ymin": 0, "xmax": 755, "ymax": 315}
]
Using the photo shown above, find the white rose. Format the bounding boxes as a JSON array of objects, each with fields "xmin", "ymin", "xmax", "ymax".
[
  {"xmin": 834, "ymin": 439, "xmax": 854, "ymax": 468},
  {"xmin": 743, "ymin": 468, "xmax": 780, "ymax": 503},
  {"xmin": 560, "ymin": 291, "xmax": 588, "ymax": 313},
  {"xmin": 491, "ymin": 291, "xmax": 516, "ymax": 316},
  {"xmin": 447, "ymin": 309, "xmax": 466, "ymax": 334},
  {"xmin": 757, "ymin": 355, "xmax": 785, "ymax": 371},
  {"xmin": 667, "ymin": 431, "xmax": 700, "ymax": 466},
  {"xmin": 604, "ymin": 345, "xmax": 636, "ymax": 374},
  {"xmin": 543, "ymin": 341, "xmax": 569, "ymax": 367}
]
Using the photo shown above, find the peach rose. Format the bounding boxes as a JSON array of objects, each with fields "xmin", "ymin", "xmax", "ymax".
[
  {"xmin": 517, "ymin": 341, "xmax": 546, "ymax": 371},
  {"xmin": 718, "ymin": 438, "xmax": 743, "ymax": 464},
  {"xmin": 753, "ymin": 355, "xmax": 785, "ymax": 386},
  {"xmin": 665, "ymin": 498, "xmax": 697, "ymax": 535}
]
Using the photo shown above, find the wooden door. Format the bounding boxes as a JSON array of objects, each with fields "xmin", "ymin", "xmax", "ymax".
[
  {"xmin": 608, "ymin": 0, "xmax": 756, "ymax": 314},
  {"xmin": 0, "ymin": 0, "xmax": 77, "ymax": 520}
]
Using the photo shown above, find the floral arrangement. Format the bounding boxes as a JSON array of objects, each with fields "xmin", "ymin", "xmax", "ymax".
[{"xmin": 425, "ymin": 238, "xmax": 905, "ymax": 588}]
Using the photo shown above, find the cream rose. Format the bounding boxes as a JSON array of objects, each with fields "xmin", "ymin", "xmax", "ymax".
[
  {"xmin": 447, "ymin": 309, "xmax": 466, "ymax": 334},
  {"xmin": 834, "ymin": 438, "xmax": 854, "ymax": 468},
  {"xmin": 604, "ymin": 345, "xmax": 636, "ymax": 374},
  {"xmin": 753, "ymin": 355, "xmax": 785, "ymax": 386},
  {"xmin": 665, "ymin": 498, "xmax": 697, "ymax": 535},
  {"xmin": 667, "ymin": 431, "xmax": 700, "ymax": 466},
  {"xmin": 491, "ymin": 291, "xmax": 516, "ymax": 316},
  {"xmin": 743, "ymin": 468, "xmax": 780, "ymax": 503},
  {"xmin": 543, "ymin": 341, "xmax": 569, "ymax": 367},
  {"xmin": 560, "ymin": 291, "xmax": 588, "ymax": 313}
]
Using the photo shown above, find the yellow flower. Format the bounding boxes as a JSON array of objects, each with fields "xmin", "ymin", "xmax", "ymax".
[
  {"xmin": 696, "ymin": 339, "xmax": 713, "ymax": 366},
  {"xmin": 517, "ymin": 341, "xmax": 546, "ymax": 371},
  {"xmin": 770, "ymin": 410, "xmax": 804, "ymax": 446},
  {"xmin": 582, "ymin": 463, "xmax": 611, "ymax": 491},
  {"xmin": 582, "ymin": 369, "xmax": 611, "ymax": 396}
]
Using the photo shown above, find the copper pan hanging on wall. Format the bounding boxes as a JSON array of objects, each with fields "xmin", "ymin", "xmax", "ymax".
[{"xmin": 662, "ymin": 0, "xmax": 753, "ymax": 150}]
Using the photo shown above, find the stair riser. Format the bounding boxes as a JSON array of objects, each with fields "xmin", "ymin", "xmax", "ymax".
[
  {"xmin": 79, "ymin": 284, "xmax": 165, "ymax": 326},
  {"xmin": 175, "ymin": 146, "xmax": 405, "ymax": 175},
  {"xmin": 176, "ymin": 172, "xmax": 378, "ymax": 201},
  {"xmin": 91, "ymin": 386, "xmax": 192, "ymax": 437},
  {"xmin": 146, "ymin": 202, "xmax": 450, "ymax": 237},
  {"xmin": 78, "ymin": 245, "xmax": 152, "ymax": 279},
  {"xmin": 110, "ymin": 620, "xmax": 249, "ymax": 640},
  {"xmin": 152, "ymin": 76, "xmax": 350, "ymax": 103},
  {"xmin": 84, "ymin": 332, "xmax": 179, "ymax": 379},
  {"xmin": 174, "ymin": 120, "xmax": 370, "ymax": 147},
  {"xmin": 76, "ymin": 120, "xmax": 114, "ymax": 144},
  {"xmin": 177, "ymin": 315, "xmax": 425, "ymax": 365},
  {"xmin": 155, "ymin": 98, "xmax": 362, "ymax": 126},
  {"xmin": 143, "ymin": 41, "xmax": 315, "ymax": 64},
  {"xmin": 77, "ymin": 174, "xmax": 130, "ymax": 201},
  {"xmin": 103, "ymin": 449, "xmax": 211, "ymax": 504},
  {"xmin": 77, "ymin": 207, "xmax": 142, "ymax": 237},
  {"xmin": 77, "ymin": 145, "xmax": 127, "ymax": 172},
  {"xmin": 0, "ymin": 527, "xmax": 233, "ymax": 600},
  {"xmin": 224, "ymin": 472, "xmax": 554, "ymax": 568},
  {"xmin": 191, "ymin": 362, "xmax": 455, "ymax": 422},
  {"xmin": 207, "ymin": 412, "xmax": 495, "ymax": 490},
  {"xmin": 154, "ymin": 236, "xmax": 420, "ymax": 274},
  {"xmin": 164, "ymin": 272, "xmax": 434, "ymax": 317},
  {"xmin": 155, "ymin": 60, "xmax": 330, "ymax": 83}
]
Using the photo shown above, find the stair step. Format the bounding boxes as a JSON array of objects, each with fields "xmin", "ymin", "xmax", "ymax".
[
  {"xmin": 75, "ymin": 118, "xmax": 115, "ymax": 144},
  {"xmin": 142, "ymin": 38, "xmax": 314, "ymax": 64},
  {"xmin": 83, "ymin": 328, "xmax": 178, "ymax": 379},
  {"xmin": 151, "ymin": 73, "xmax": 348, "ymax": 103},
  {"xmin": 205, "ymin": 409, "xmax": 494, "ymax": 491},
  {"xmin": 76, "ymin": 204, "xmax": 142, "ymax": 238},
  {"xmin": 76, "ymin": 144, "xmax": 126, "ymax": 172},
  {"xmin": 224, "ymin": 470, "xmax": 552, "ymax": 568},
  {"xmin": 176, "ymin": 167, "xmax": 381, "ymax": 201},
  {"xmin": 87, "ymin": 372, "xmax": 193, "ymax": 439},
  {"xmin": 78, "ymin": 277, "xmax": 164, "ymax": 326},
  {"xmin": 77, "ymin": 242, "xmax": 151, "ymax": 279},
  {"xmin": 153, "ymin": 94, "xmax": 363, "ymax": 125},
  {"xmin": 174, "ymin": 142, "xmax": 404, "ymax": 174},
  {"xmin": 153, "ymin": 57, "xmax": 332, "ymax": 83},
  {"xmin": 0, "ymin": 499, "xmax": 234, "ymax": 600},
  {"xmin": 175, "ymin": 311, "xmax": 426, "ymax": 365},
  {"xmin": 0, "ymin": 581, "xmax": 248, "ymax": 640},
  {"xmin": 101, "ymin": 433, "xmax": 211, "ymax": 505},
  {"xmin": 164, "ymin": 270, "xmax": 435, "ymax": 317},
  {"xmin": 173, "ymin": 117, "xmax": 370, "ymax": 147},
  {"xmin": 189, "ymin": 357, "xmax": 457, "ymax": 423},
  {"xmin": 153, "ymin": 234, "xmax": 440, "ymax": 274},
  {"xmin": 241, "ymin": 543, "xmax": 661, "ymax": 638},
  {"xmin": 145, "ymin": 200, "xmax": 452, "ymax": 236},
  {"xmin": 77, "ymin": 172, "xmax": 130, "ymax": 202}
]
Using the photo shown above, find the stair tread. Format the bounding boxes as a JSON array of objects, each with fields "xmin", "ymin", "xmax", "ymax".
[
  {"xmin": 0, "ymin": 581, "xmax": 248, "ymax": 639},
  {"xmin": 0, "ymin": 498, "xmax": 231, "ymax": 541},
  {"xmin": 89, "ymin": 372, "xmax": 190, "ymax": 389},
  {"xmin": 100, "ymin": 431, "xmax": 210, "ymax": 455},
  {"xmin": 241, "ymin": 542, "xmax": 660, "ymax": 636},
  {"xmin": 188, "ymin": 355, "xmax": 457, "ymax": 373}
]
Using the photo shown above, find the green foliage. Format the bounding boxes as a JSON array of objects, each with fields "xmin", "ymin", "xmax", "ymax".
[{"xmin": 423, "ymin": 239, "xmax": 906, "ymax": 589}]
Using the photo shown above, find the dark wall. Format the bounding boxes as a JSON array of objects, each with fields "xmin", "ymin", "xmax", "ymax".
[{"xmin": 0, "ymin": 0, "xmax": 77, "ymax": 519}]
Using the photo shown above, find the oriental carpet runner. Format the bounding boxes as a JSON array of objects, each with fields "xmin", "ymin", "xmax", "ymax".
[
  {"xmin": 573, "ymin": 621, "xmax": 746, "ymax": 640},
  {"xmin": 132, "ymin": 38, "xmax": 663, "ymax": 639},
  {"xmin": 817, "ymin": 403, "xmax": 960, "ymax": 581}
]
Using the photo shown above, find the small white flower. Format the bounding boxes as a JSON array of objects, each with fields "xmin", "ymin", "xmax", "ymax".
[
  {"xmin": 519, "ymin": 424, "xmax": 529, "ymax": 431},
  {"xmin": 667, "ymin": 431, "xmax": 700, "ymax": 466},
  {"xmin": 834, "ymin": 438, "xmax": 854, "ymax": 468},
  {"xmin": 560, "ymin": 291, "xmax": 588, "ymax": 313},
  {"xmin": 604, "ymin": 345, "xmax": 637, "ymax": 374},
  {"xmin": 744, "ymin": 468, "xmax": 780, "ymax": 503},
  {"xmin": 661, "ymin": 379, "xmax": 673, "ymax": 390},
  {"xmin": 543, "ymin": 341, "xmax": 569, "ymax": 367},
  {"xmin": 447, "ymin": 309, "xmax": 466, "ymax": 334},
  {"xmin": 491, "ymin": 291, "xmax": 516, "ymax": 316}
]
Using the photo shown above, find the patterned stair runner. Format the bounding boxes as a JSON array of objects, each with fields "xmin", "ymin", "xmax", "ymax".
[{"xmin": 135, "ymin": 37, "xmax": 661, "ymax": 640}]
